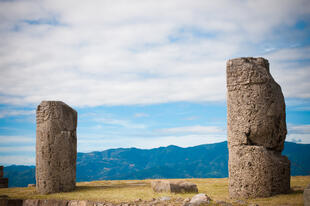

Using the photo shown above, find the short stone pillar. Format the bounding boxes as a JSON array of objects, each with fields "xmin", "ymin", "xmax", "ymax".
[
  {"xmin": 226, "ymin": 57, "xmax": 290, "ymax": 198},
  {"xmin": 0, "ymin": 166, "xmax": 8, "ymax": 188},
  {"xmin": 36, "ymin": 101, "xmax": 77, "ymax": 194}
]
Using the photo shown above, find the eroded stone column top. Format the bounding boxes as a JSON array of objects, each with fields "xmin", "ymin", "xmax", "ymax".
[
  {"xmin": 36, "ymin": 101, "xmax": 77, "ymax": 130},
  {"xmin": 226, "ymin": 57, "xmax": 272, "ymax": 88}
]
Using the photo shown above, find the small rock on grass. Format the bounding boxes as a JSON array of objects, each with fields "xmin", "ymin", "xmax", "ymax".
[
  {"xmin": 159, "ymin": 196, "xmax": 171, "ymax": 201},
  {"xmin": 189, "ymin": 193, "xmax": 211, "ymax": 206}
]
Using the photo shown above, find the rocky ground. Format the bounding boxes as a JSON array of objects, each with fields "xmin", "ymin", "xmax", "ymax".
[{"xmin": 0, "ymin": 195, "xmax": 260, "ymax": 206}]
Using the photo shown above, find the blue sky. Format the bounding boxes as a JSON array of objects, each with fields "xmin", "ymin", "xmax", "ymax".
[{"xmin": 0, "ymin": 0, "xmax": 310, "ymax": 165}]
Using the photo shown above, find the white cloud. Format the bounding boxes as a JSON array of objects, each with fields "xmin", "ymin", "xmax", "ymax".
[
  {"xmin": 265, "ymin": 47, "xmax": 310, "ymax": 99},
  {"xmin": 0, "ymin": 155, "xmax": 35, "ymax": 166},
  {"xmin": 286, "ymin": 134, "xmax": 310, "ymax": 144},
  {"xmin": 267, "ymin": 47, "xmax": 310, "ymax": 62},
  {"xmin": 288, "ymin": 124, "xmax": 310, "ymax": 134},
  {"xmin": 95, "ymin": 117, "xmax": 147, "ymax": 129},
  {"xmin": 134, "ymin": 113, "xmax": 149, "ymax": 118},
  {"xmin": 0, "ymin": 0, "xmax": 309, "ymax": 106},
  {"xmin": 0, "ymin": 109, "xmax": 35, "ymax": 118},
  {"xmin": 0, "ymin": 135, "xmax": 35, "ymax": 144},
  {"xmin": 77, "ymin": 124, "xmax": 227, "ymax": 152},
  {"xmin": 0, "ymin": 136, "xmax": 35, "ymax": 165},
  {"xmin": 287, "ymin": 124, "xmax": 310, "ymax": 144},
  {"xmin": 0, "ymin": 146, "xmax": 34, "ymax": 152},
  {"xmin": 183, "ymin": 116, "xmax": 199, "ymax": 121},
  {"xmin": 78, "ymin": 134, "xmax": 227, "ymax": 152},
  {"xmin": 159, "ymin": 125, "xmax": 224, "ymax": 134}
]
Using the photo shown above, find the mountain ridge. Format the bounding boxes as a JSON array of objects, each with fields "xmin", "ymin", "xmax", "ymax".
[{"xmin": 3, "ymin": 141, "xmax": 310, "ymax": 187}]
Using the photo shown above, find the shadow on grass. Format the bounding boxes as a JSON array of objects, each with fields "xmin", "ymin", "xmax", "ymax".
[
  {"xmin": 75, "ymin": 183, "xmax": 149, "ymax": 192},
  {"xmin": 289, "ymin": 188, "xmax": 304, "ymax": 195}
]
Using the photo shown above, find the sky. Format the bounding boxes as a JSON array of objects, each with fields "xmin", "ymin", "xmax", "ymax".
[{"xmin": 0, "ymin": 0, "xmax": 310, "ymax": 165}]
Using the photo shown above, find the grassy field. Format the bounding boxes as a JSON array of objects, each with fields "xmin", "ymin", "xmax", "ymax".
[{"xmin": 0, "ymin": 176, "xmax": 309, "ymax": 205}]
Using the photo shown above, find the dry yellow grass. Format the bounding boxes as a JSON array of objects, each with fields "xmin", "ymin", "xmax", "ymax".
[{"xmin": 0, "ymin": 176, "xmax": 309, "ymax": 205}]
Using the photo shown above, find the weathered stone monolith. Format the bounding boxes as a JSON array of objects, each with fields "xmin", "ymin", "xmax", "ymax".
[
  {"xmin": 36, "ymin": 101, "xmax": 77, "ymax": 194},
  {"xmin": 226, "ymin": 57, "xmax": 290, "ymax": 198}
]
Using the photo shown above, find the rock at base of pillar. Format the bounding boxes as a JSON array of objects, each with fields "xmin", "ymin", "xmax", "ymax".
[{"xmin": 228, "ymin": 145, "xmax": 290, "ymax": 198}]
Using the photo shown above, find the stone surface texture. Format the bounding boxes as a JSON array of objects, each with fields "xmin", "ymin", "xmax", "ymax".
[
  {"xmin": 36, "ymin": 101, "xmax": 77, "ymax": 194},
  {"xmin": 151, "ymin": 180, "xmax": 198, "ymax": 193},
  {"xmin": 304, "ymin": 184, "xmax": 310, "ymax": 206},
  {"xmin": 226, "ymin": 57, "xmax": 290, "ymax": 198}
]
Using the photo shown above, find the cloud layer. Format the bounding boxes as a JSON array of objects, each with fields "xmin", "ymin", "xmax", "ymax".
[{"xmin": 0, "ymin": 0, "xmax": 310, "ymax": 106}]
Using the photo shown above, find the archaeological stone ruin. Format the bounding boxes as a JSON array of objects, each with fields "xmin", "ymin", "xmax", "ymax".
[
  {"xmin": 31, "ymin": 57, "xmax": 291, "ymax": 200},
  {"xmin": 36, "ymin": 101, "xmax": 77, "ymax": 194},
  {"xmin": 226, "ymin": 57, "xmax": 290, "ymax": 198},
  {"xmin": 0, "ymin": 166, "xmax": 8, "ymax": 188}
]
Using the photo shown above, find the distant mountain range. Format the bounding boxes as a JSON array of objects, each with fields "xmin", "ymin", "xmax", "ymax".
[{"xmin": 3, "ymin": 141, "xmax": 310, "ymax": 187}]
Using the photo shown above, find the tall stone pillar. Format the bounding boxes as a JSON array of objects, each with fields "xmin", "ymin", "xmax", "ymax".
[
  {"xmin": 226, "ymin": 57, "xmax": 290, "ymax": 198},
  {"xmin": 36, "ymin": 101, "xmax": 77, "ymax": 194}
]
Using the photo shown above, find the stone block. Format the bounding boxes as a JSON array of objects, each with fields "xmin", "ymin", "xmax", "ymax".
[
  {"xmin": 151, "ymin": 180, "xmax": 198, "ymax": 193},
  {"xmin": 228, "ymin": 146, "xmax": 290, "ymax": 198}
]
